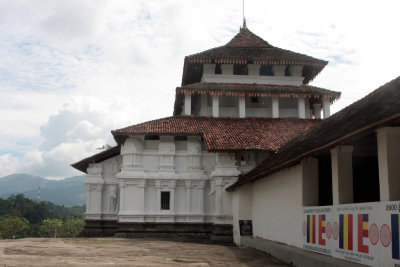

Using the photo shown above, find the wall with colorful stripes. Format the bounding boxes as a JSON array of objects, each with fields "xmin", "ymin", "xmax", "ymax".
[{"xmin": 303, "ymin": 201, "xmax": 400, "ymax": 266}]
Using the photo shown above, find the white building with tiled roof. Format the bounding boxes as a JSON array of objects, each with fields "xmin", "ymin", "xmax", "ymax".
[{"xmin": 71, "ymin": 23, "xmax": 337, "ymax": 242}]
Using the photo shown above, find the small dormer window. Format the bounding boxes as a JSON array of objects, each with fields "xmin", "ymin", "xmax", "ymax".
[
  {"xmin": 250, "ymin": 96, "xmax": 259, "ymax": 103},
  {"xmin": 215, "ymin": 64, "xmax": 222, "ymax": 74},
  {"xmin": 260, "ymin": 65, "xmax": 273, "ymax": 76},
  {"xmin": 285, "ymin": 65, "xmax": 291, "ymax": 76},
  {"xmin": 233, "ymin": 64, "xmax": 248, "ymax": 75}
]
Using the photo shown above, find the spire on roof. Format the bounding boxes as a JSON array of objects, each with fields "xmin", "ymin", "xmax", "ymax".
[{"xmin": 242, "ymin": 0, "xmax": 247, "ymax": 29}]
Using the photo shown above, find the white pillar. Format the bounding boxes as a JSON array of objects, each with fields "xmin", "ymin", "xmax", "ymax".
[
  {"xmin": 158, "ymin": 136, "xmax": 175, "ymax": 174},
  {"xmin": 203, "ymin": 63, "xmax": 216, "ymax": 74},
  {"xmin": 239, "ymin": 96, "xmax": 245, "ymax": 118},
  {"xmin": 247, "ymin": 64, "xmax": 260, "ymax": 76},
  {"xmin": 314, "ymin": 103, "xmax": 322, "ymax": 119},
  {"xmin": 212, "ymin": 95, "xmax": 219, "ymax": 117},
  {"xmin": 331, "ymin": 146, "xmax": 353, "ymax": 205},
  {"xmin": 377, "ymin": 127, "xmax": 400, "ymax": 201},
  {"xmin": 221, "ymin": 64, "xmax": 233, "ymax": 75},
  {"xmin": 290, "ymin": 65, "xmax": 303, "ymax": 77},
  {"xmin": 185, "ymin": 181, "xmax": 192, "ymax": 214},
  {"xmin": 272, "ymin": 97, "xmax": 279, "ymax": 118},
  {"xmin": 215, "ymin": 178, "xmax": 223, "ymax": 214},
  {"xmin": 322, "ymin": 97, "xmax": 330, "ymax": 118},
  {"xmin": 184, "ymin": 93, "xmax": 191, "ymax": 115},
  {"xmin": 298, "ymin": 97, "xmax": 306, "ymax": 119},
  {"xmin": 272, "ymin": 65, "xmax": 286, "ymax": 76}
]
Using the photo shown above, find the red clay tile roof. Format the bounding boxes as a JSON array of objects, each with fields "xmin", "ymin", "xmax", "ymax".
[
  {"xmin": 112, "ymin": 116, "xmax": 320, "ymax": 152},
  {"xmin": 183, "ymin": 27, "xmax": 328, "ymax": 85},
  {"xmin": 173, "ymin": 83, "xmax": 340, "ymax": 115},
  {"xmin": 227, "ymin": 76, "xmax": 400, "ymax": 191},
  {"xmin": 71, "ymin": 145, "xmax": 121, "ymax": 173}
]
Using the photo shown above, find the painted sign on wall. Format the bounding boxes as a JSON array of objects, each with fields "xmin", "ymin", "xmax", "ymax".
[{"xmin": 302, "ymin": 201, "xmax": 400, "ymax": 266}]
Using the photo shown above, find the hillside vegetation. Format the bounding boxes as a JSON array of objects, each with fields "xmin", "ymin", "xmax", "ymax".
[
  {"xmin": 0, "ymin": 194, "xmax": 85, "ymax": 239},
  {"xmin": 0, "ymin": 174, "xmax": 86, "ymax": 206}
]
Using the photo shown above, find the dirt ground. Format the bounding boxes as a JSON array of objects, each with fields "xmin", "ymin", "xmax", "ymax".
[{"xmin": 0, "ymin": 237, "xmax": 288, "ymax": 266}]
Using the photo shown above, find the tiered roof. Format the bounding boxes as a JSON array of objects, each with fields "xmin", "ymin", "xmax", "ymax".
[
  {"xmin": 112, "ymin": 116, "xmax": 320, "ymax": 151},
  {"xmin": 174, "ymin": 83, "xmax": 340, "ymax": 115},
  {"xmin": 72, "ymin": 116, "xmax": 320, "ymax": 173},
  {"xmin": 182, "ymin": 27, "xmax": 328, "ymax": 85},
  {"xmin": 227, "ymin": 76, "xmax": 400, "ymax": 191}
]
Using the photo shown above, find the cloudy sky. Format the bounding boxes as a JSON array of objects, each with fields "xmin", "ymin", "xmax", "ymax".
[{"xmin": 1, "ymin": 0, "xmax": 399, "ymax": 179}]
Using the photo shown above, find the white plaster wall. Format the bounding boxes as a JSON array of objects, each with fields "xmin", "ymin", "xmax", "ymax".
[
  {"xmin": 232, "ymin": 184, "xmax": 253, "ymax": 245},
  {"xmin": 88, "ymin": 137, "xmax": 243, "ymax": 224},
  {"xmin": 144, "ymin": 186, "xmax": 156, "ymax": 212},
  {"xmin": 251, "ymin": 165, "xmax": 303, "ymax": 248},
  {"xmin": 204, "ymin": 180, "xmax": 214, "ymax": 216},
  {"xmin": 246, "ymin": 107, "xmax": 271, "ymax": 117},
  {"xmin": 201, "ymin": 74, "xmax": 303, "ymax": 86},
  {"xmin": 279, "ymin": 108, "xmax": 298, "ymax": 118},
  {"xmin": 174, "ymin": 184, "xmax": 186, "ymax": 214}
]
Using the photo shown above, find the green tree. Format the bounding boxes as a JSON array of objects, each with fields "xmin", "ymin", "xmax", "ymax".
[
  {"xmin": 6, "ymin": 194, "xmax": 49, "ymax": 224},
  {"xmin": 97, "ymin": 144, "xmax": 113, "ymax": 151},
  {"xmin": 40, "ymin": 218, "xmax": 63, "ymax": 238},
  {"xmin": 0, "ymin": 215, "xmax": 29, "ymax": 239},
  {"xmin": 61, "ymin": 217, "xmax": 85, "ymax": 237}
]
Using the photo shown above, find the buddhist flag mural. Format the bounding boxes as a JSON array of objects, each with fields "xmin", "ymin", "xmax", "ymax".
[
  {"xmin": 392, "ymin": 214, "xmax": 400, "ymax": 260},
  {"xmin": 307, "ymin": 214, "xmax": 316, "ymax": 244},
  {"xmin": 357, "ymin": 214, "xmax": 369, "ymax": 253},
  {"xmin": 339, "ymin": 214, "xmax": 353, "ymax": 251},
  {"xmin": 319, "ymin": 214, "xmax": 326, "ymax": 245}
]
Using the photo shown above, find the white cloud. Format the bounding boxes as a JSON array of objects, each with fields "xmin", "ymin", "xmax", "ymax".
[
  {"xmin": 1, "ymin": 0, "xmax": 400, "ymax": 178},
  {"xmin": 0, "ymin": 154, "xmax": 20, "ymax": 177}
]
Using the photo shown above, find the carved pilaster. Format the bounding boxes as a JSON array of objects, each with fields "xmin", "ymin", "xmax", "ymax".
[
  {"xmin": 187, "ymin": 136, "xmax": 202, "ymax": 170},
  {"xmin": 117, "ymin": 136, "xmax": 147, "ymax": 178},
  {"xmin": 211, "ymin": 152, "xmax": 240, "ymax": 177},
  {"xmin": 185, "ymin": 181, "xmax": 192, "ymax": 214},
  {"xmin": 157, "ymin": 136, "xmax": 178, "ymax": 178}
]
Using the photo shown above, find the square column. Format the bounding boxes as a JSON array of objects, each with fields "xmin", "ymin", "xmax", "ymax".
[
  {"xmin": 203, "ymin": 63, "xmax": 215, "ymax": 74},
  {"xmin": 298, "ymin": 97, "xmax": 306, "ymax": 119},
  {"xmin": 290, "ymin": 65, "xmax": 303, "ymax": 77},
  {"xmin": 272, "ymin": 65, "xmax": 286, "ymax": 76},
  {"xmin": 85, "ymin": 163, "xmax": 104, "ymax": 219},
  {"xmin": 212, "ymin": 95, "xmax": 219, "ymax": 117},
  {"xmin": 184, "ymin": 93, "xmax": 191, "ymax": 115},
  {"xmin": 331, "ymin": 146, "xmax": 353, "ymax": 204},
  {"xmin": 221, "ymin": 64, "xmax": 233, "ymax": 75},
  {"xmin": 272, "ymin": 97, "xmax": 279, "ymax": 118},
  {"xmin": 377, "ymin": 127, "xmax": 400, "ymax": 201},
  {"xmin": 185, "ymin": 180, "xmax": 192, "ymax": 214},
  {"xmin": 239, "ymin": 96, "xmax": 245, "ymax": 118},
  {"xmin": 322, "ymin": 97, "xmax": 330, "ymax": 118},
  {"xmin": 247, "ymin": 64, "xmax": 260, "ymax": 76},
  {"xmin": 313, "ymin": 103, "xmax": 322, "ymax": 119}
]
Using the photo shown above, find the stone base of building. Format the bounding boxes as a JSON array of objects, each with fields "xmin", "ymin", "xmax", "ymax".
[{"xmin": 80, "ymin": 220, "xmax": 233, "ymax": 243}]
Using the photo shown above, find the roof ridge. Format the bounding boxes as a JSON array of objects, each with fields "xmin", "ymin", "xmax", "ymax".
[{"xmin": 225, "ymin": 27, "xmax": 273, "ymax": 48}]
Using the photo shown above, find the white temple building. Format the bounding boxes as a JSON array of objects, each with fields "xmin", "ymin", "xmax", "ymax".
[
  {"xmin": 72, "ymin": 23, "xmax": 339, "ymax": 242},
  {"xmin": 72, "ymin": 21, "xmax": 400, "ymax": 266}
]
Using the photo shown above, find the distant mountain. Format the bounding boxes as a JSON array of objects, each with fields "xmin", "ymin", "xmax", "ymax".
[{"xmin": 0, "ymin": 174, "xmax": 86, "ymax": 206}]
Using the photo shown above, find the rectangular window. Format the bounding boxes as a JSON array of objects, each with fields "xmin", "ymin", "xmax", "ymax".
[{"xmin": 161, "ymin": 191, "xmax": 170, "ymax": 210}]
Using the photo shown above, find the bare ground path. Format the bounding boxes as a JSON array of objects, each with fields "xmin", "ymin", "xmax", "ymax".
[{"xmin": 0, "ymin": 238, "xmax": 289, "ymax": 266}]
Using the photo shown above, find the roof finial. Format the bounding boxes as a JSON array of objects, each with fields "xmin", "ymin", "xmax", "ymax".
[
  {"xmin": 242, "ymin": 0, "xmax": 247, "ymax": 29},
  {"xmin": 242, "ymin": 0, "xmax": 246, "ymax": 28}
]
